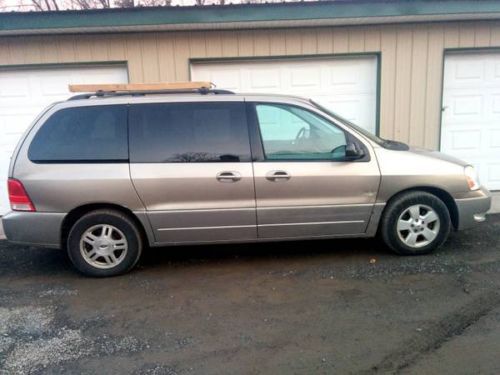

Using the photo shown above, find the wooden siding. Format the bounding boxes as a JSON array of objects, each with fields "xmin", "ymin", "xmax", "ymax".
[{"xmin": 1, "ymin": 20, "xmax": 500, "ymax": 149}]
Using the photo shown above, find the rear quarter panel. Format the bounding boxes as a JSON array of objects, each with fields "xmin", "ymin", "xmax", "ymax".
[{"xmin": 11, "ymin": 99, "xmax": 145, "ymax": 213}]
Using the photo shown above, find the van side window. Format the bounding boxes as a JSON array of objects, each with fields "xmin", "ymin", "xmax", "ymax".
[
  {"xmin": 129, "ymin": 102, "xmax": 251, "ymax": 163},
  {"xmin": 29, "ymin": 105, "xmax": 128, "ymax": 163},
  {"xmin": 255, "ymin": 103, "xmax": 347, "ymax": 161}
]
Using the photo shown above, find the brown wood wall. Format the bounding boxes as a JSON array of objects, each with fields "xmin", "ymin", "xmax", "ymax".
[{"xmin": 2, "ymin": 20, "xmax": 500, "ymax": 148}]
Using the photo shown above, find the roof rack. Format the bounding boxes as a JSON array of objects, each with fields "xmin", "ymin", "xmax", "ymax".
[{"xmin": 67, "ymin": 82, "xmax": 234, "ymax": 100}]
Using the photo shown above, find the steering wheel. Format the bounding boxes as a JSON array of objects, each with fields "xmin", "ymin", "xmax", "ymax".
[{"xmin": 294, "ymin": 127, "xmax": 307, "ymax": 143}]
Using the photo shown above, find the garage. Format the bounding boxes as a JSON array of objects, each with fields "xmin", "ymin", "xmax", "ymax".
[
  {"xmin": 441, "ymin": 52, "xmax": 500, "ymax": 190},
  {"xmin": 191, "ymin": 56, "xmax": 378, "ymax": 134},
  {"xmin": 0, "ymin": 64, "xmax": 128, "ymax": 214}
]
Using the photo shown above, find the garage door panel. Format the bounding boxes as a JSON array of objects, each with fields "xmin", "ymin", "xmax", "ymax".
[
  {"xmin": 289, "ymin": 67, "xmax": 321, "ymax": 88},
  {"xmin": 0, "ymin": 78, "xmax": 30, "ymax": 98},
  {"xmin": 441, "ymin": 53, "xmax": 500, "ymax": 190},
  {"xmin": 451, "ymin": 95, "xmax": 483, "ymax": 116},
  {"xmin": 455, "ymin": 60, "xmax": 484, "ymax": 80},
  {"xmin": 488, "ymin": 165, "xmax": 500, "ymax": 188},
  {"xmin": 39, "ymin": 77, "xmax": 75, "ymax": 96},
  {"xmin": 248, "ymin": 69, "xmax": 282, "ymax": 89},
  {"xmin": 490, "ymin": 129, "xmax": 500, "ymax": 148},
  {"xmin": 447, "ymin": 57, "xmax": 500, "ymax": 89},
  {"xmin": 191, "ymin": 57, "xmax": 377, "ymax": 133},
  {"xmin": 492, "ymin": 95, "xmax": 500, "ymax": 114},
  {"xmin": 0, "ymin": 65, "xmax": 128, "ymax": 214},
  {"xmin": 450, "ymin": 130, "xmax": 482, "ymax": 150},
  {"xmin": 329, "ymin": 62, "xmax": 374, "ymax": 90},
  {"xmin": 320, "ymin": 94, "xmax": 375, "ymax": 125}
]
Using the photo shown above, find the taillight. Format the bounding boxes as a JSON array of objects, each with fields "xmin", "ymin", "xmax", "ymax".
[{"xmin": 8, "ymin": 178, "xmax": 36, "ymax": 212}]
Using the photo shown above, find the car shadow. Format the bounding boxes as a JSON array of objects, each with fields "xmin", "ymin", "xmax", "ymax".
[
  {"xmin": 139, "ymin": 236, "xmax": 387, "ymax": 270},
  {"xmin": 0, "ymin": 236, "xmax": 386, "ymax": 278},
  {"xmin": 3, "ymin": 214, "xmax": 497, "ymax": 278}
]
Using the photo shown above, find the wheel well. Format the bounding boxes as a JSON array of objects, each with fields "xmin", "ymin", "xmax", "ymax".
[
  {"xmin": 383, "ymin": 187, "xmax": 459, "ymax": 230},
  {"xmin": 61, "ymin": 203, "xmax": 149, "ymax": 248}
]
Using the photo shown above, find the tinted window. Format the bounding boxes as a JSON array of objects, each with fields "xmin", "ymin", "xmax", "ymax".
[
  {"xmin": 255, "ymin": 104, "xmax": 347, "ymax": 160},
  {"xmin": 129, "ymin": 102, "xmax": 251, "ymax": 163},
  {"xmin": 29, "ymin": 105, "xmax": 128, "ymax": 162}
]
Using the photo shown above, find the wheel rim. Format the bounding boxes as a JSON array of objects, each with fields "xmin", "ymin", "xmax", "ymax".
[
  {"xmin": 79, "ymin": 224, "xmax": 128, "ymax": 269},
  {"xmin": 396, "ymin": 204, "xmax": 440, "ymax": 249}
]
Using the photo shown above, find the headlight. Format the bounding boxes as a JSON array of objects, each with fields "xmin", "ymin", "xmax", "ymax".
[{"xmin": 464, "ymin": 166, "xmax": 480, "ymax": 190}]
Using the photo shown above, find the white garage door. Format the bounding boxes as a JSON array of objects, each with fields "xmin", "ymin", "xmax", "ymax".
[
  {"xmin": 191, "ymin": 56, "xmax": 378, "ymax": 133},
  {"xmin": 0, "ymin": 65, "xmax": 128, "ymax": 214},
  {"xmin": 441, "ymin": 53, "xmax": 500, "ymax": 190}
]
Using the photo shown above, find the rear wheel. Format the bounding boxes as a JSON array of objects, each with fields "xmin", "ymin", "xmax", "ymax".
[
  {"xmin": 380, "ymin": 191, "xmax": 451, "ymax": 255},
  {"xmin": 67, "ymin": 210, "xmax": 143, "ymax": 277}
]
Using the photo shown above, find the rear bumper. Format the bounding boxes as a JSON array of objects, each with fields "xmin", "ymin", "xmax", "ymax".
[
  {"xmin": 455, "ymin": 187, "xmax": 492, "ymax": 230},
  {"xmin": 2, "ymin": 211, "xmax": 64, "ymax": 248}
]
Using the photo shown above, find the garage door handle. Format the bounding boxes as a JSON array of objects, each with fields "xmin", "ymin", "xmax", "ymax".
[
  {"xmin": 216, "ymin": 171, "xmax": 242, "ymax": 182},
  {"xmin": 266, "ymin": 170, "xmax": 291, "ymax": 181}
]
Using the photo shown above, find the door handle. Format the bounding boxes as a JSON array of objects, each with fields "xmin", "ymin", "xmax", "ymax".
[
  {"xmin": 216, "ymin": 171, "xmax": 242, "ymax": 183},
  {"xmin": 266, "ymin": 170, "xmax": 291, "ymax": 181}
]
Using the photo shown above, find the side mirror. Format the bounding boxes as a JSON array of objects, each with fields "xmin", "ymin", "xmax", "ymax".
[{"xmin": 345, "ymin": 142, "xmax": 364, "ymax": 160}]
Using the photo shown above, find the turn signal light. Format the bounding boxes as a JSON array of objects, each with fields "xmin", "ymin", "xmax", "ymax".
[
  {"xmin": 8, "ymin": 178, "xmax": 36, "ymax": 212},
  {"xmin": 464, "ymin": 166, "xmax": 480, "ymax": 191}
]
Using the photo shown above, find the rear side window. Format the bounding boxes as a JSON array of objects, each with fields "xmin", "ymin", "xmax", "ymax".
[
  {"xmin": 29, "ymin": 105, "xmax": 128, "ymax": 163},
  {"xmin": 129, "ymin": 102, "xmax": 251, "ymax": 163}
]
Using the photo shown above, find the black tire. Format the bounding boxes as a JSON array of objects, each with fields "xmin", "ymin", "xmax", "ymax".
[
  {"xmin": 380, "ymin": 191, "xmax": 451, "ymax": 255},
  {"xmin": 67, "ymin": 209, "xmax": 143, "ymax": 277}
]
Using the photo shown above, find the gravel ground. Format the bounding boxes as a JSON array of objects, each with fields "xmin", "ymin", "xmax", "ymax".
[{"xmin": 0, "ymin": 214, "xmax": 499, "ymax": 374}]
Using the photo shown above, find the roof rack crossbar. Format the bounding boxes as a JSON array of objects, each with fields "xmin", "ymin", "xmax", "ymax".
[{"xmin": 67, "ymin": 88, "xmax": 234, "ymax": 100}]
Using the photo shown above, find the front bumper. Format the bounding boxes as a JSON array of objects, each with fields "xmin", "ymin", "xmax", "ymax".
[
  {"xmin": 2, "ymin": 211, "xmax": 65, "ymax": 248},
  {"xmin": 455, "ymin": 187, "xmax": 492, "ymax": 230}
]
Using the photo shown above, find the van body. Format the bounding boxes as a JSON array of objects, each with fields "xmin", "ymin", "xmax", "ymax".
[{"xmin": 2, "ymin": 91, "xmax": 491, "ymax": 276}]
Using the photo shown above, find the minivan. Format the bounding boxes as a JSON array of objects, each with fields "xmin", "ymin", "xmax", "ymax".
[{"xmin": 2, "ymin": 84, "xmax": 491, "ymax": 277}]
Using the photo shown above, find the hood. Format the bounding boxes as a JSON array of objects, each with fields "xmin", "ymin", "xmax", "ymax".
[{"xmin": 408, "ymin": 146, "xmax": 469, "ymax": 167}]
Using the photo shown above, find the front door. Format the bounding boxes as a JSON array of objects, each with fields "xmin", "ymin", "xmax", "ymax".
[
  {"xmin": 129, "ymin": 99, "xmax": 256, "ymax": 244},
  {"xmin": 249, "ymin": 102, "xmax": 380, "ymax": 239}
]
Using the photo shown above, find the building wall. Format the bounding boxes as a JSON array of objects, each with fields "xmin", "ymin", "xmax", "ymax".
[{"xmin": 1, "ymin": 20, "xmax": 500, "ymax": 149}]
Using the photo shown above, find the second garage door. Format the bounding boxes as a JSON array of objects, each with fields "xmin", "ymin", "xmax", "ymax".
[
  {"xmin": 0, "ymin": 64, "xmax": 128, "ymax": 214},
  {"xmin": 441, "ymin": 52, "xmax": 500, "ymax": 190},
  {"xmin": 191, "ymin": 56, "xmax": 378, "ymax": 134}
]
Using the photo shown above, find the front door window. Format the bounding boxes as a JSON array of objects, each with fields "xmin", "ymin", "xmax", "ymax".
[{"xmin": 255, "ymin": 103, "xmax": 347, "ymax": 161}]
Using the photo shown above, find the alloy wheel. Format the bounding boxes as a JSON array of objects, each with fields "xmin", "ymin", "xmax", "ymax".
[
  {"xmin": 79, "ymin": 224, "xmax": 128, "ymax": 269},
  {"xmin": 396, "ymin": 204, "xmax": 440, "ymax": 248}
]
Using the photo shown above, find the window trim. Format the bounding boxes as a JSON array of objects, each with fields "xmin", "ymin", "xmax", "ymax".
[
  {"xmin": 28, "ymin": 104, "xmax": 130, "ymax": 164},
  {"xmin": 29, "ymin": 159, "xmax": 130, "ymax": 164},
  {"xmin": 246, "ymin": 102, "xmax": 370, "ymax": 163}
]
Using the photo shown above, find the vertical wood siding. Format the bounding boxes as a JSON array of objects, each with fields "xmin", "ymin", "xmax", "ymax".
[{"xmin": 1, "ymin": 20, "xmax": 500, "ymax": 148}]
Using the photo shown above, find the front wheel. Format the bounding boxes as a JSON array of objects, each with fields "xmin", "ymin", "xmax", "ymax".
[
  {"xmin": 67, "ymin": 210, "xmax": 143, "ymax": 277},
  {"xmin": 380, "ymin": 191, "xmax": 451, "ymax": 255}
]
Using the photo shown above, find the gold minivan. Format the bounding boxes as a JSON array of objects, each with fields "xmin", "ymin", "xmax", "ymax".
[{"xmin": 2, "ymin": 84, "xmax": 491, "ymax": 277}]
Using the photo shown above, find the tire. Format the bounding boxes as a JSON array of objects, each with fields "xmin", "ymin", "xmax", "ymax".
[
  {"xmin": 67, "ymin": 209, "xmax": 143, "ymax": 277},
  {"xmin": 380, "ymin": 191, "xmax": 451, "ymax": 255}
]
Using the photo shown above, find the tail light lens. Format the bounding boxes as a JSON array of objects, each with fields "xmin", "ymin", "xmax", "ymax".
[{"xmin": 8, "ymin": 178, "xmax": 36, "ymax": 212}]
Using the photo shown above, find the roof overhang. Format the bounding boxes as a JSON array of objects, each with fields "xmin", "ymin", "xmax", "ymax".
[{"xmin": 1, "ymin": 0, "xmax": 500, "ymax": 36}]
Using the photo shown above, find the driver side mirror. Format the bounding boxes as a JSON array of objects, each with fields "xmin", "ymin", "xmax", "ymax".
[{"xmin": 345, "ymin": 142, "xmax": 365, "ymax": 160}]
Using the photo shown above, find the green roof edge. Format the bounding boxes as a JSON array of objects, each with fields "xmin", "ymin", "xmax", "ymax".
[{"xmin": 1, "ymin": 0, "xmax": 500, "ymax": 33}]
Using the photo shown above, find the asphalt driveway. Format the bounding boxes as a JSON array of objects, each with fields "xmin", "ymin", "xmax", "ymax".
[{"xmin": 1, "ymin": 215, "xmax": 500, "ymax": 374}]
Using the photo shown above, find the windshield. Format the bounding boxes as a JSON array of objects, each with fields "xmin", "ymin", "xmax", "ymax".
[{"xmin": 310, "ymin": 100, "xmax": 385, "ymax": 146}]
